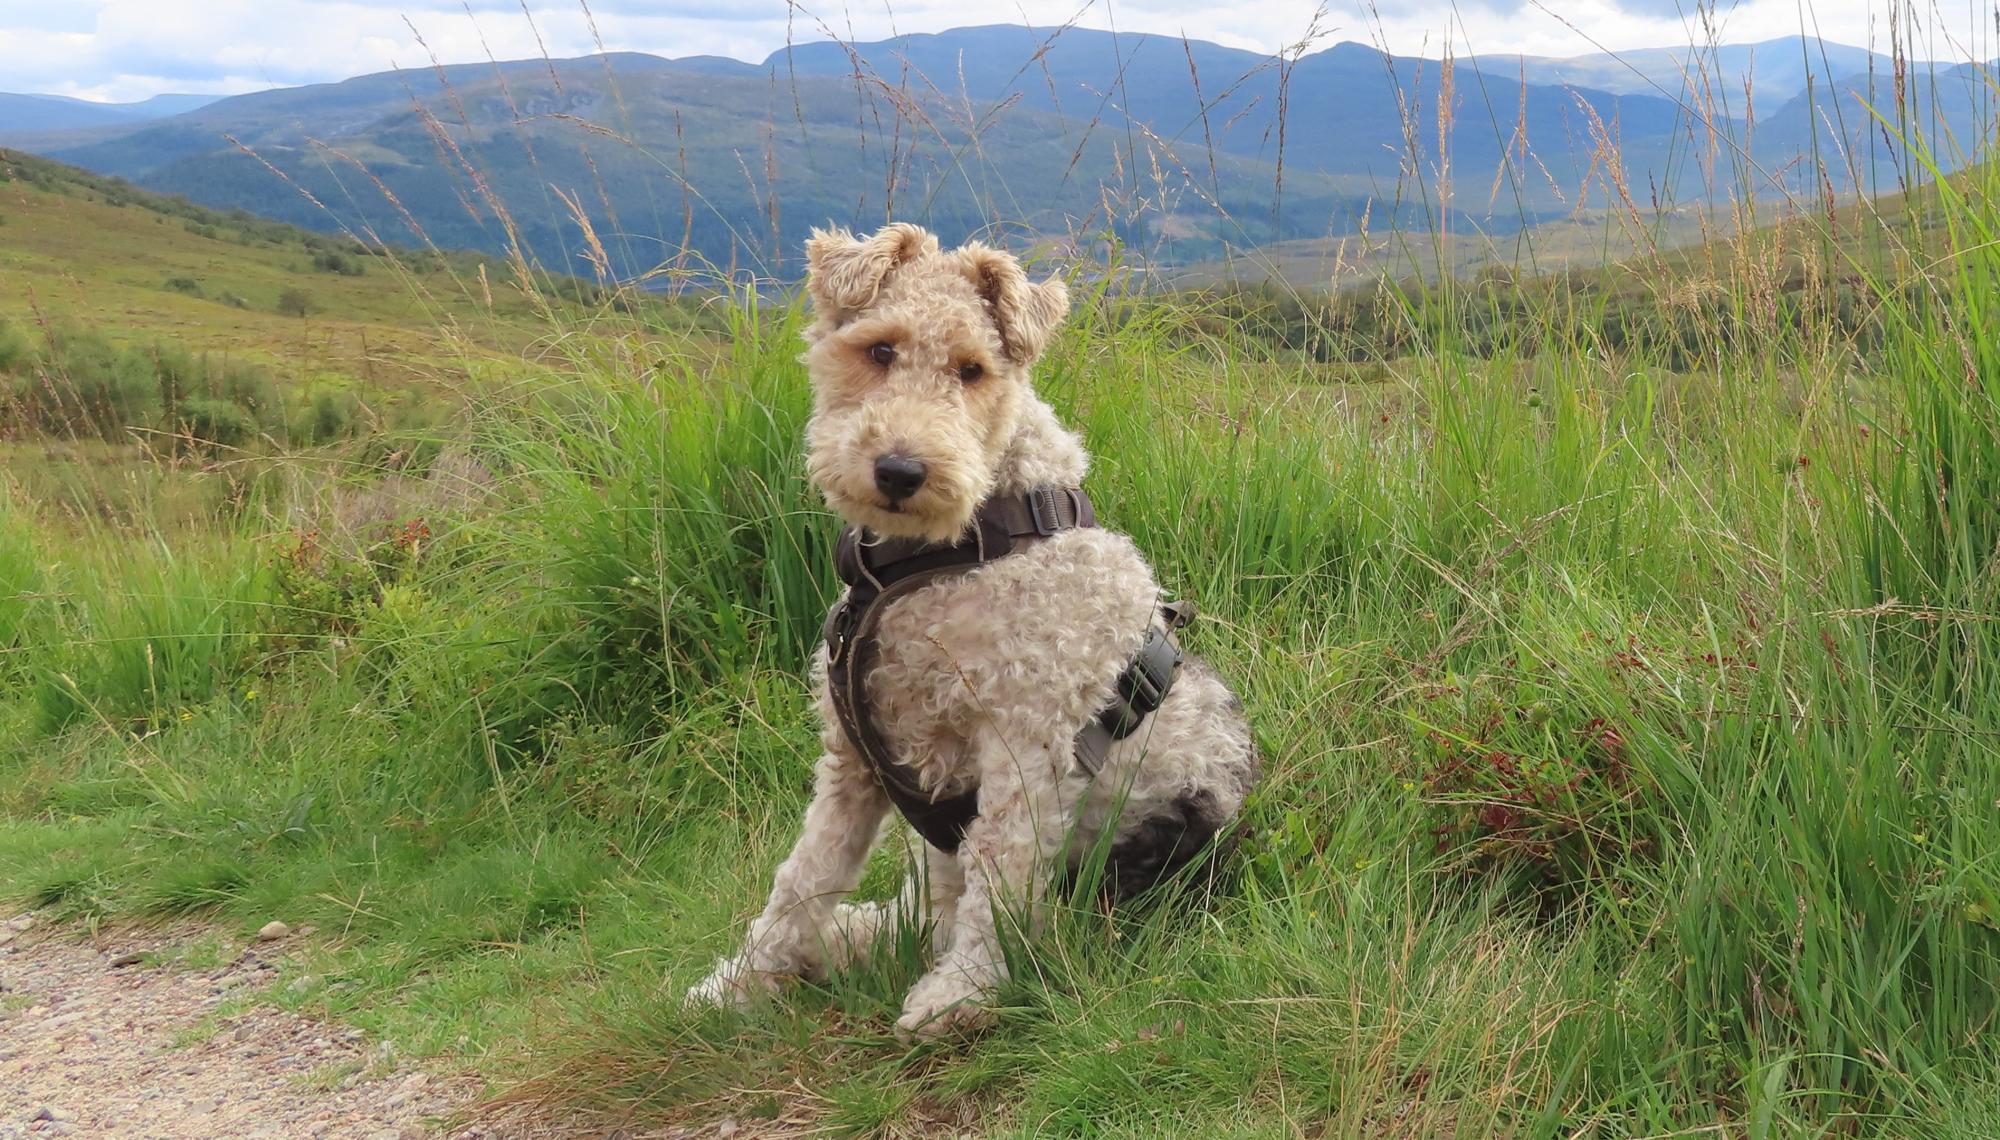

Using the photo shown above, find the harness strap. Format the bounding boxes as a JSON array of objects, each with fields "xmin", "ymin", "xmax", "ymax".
[
  {"xmin": 826, "ymin": 567, "xmax": 981, "ymax": 852},
  {"xmin": 1072, "ymin": 601, "xmax": 1194, "ymax": 777},
  {"xmin": 823, "ymin": 486, "xmax": 1184, "ymax": 853}
]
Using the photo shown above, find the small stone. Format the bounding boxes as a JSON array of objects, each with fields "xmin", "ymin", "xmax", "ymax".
[
  {"xmin": 256, "ymin": 921, "xmax": 290, "ymax": 942},
  {"xmin": 29, "ymin": 1108, "xmax": 54, "ymax": 1123},
  {"xmin": 399, "ymin": 1072, "xmax": 428, "ymax": 1092},
  {"xmin": 715, "ymin": 1119, "xmax": 739, "ymax": 1138},
  {"xmin": 109, "ymin": 951, "xmax": 145, "ymax": 968},
  {"xmin": 296, "ymin": 925, "xmax": 317, "ymax": 937},
  {"xmin": 286, "ymin": 975, "xmax": 318, "ymax": 995}
]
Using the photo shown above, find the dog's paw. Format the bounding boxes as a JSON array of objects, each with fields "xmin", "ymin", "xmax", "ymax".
[
  {"xmin": 683, "ymin": 957, "xmax": 782, "ymax": 1012},
  {"xmin": 894, "ymin": 971, "xmax": 996, "ymax": 1040}
]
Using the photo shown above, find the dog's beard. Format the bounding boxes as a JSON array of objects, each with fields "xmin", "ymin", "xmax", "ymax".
[{"xmin": 806, "ymin": 416, "xmax": 992, "ymax": 545}]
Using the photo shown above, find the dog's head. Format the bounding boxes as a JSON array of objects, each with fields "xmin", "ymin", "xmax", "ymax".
[{"xmin": 800, "ymin": 223, "xmax": 1070, "ymax": 543}]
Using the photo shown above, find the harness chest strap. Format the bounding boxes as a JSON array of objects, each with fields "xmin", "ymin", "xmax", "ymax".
[{"xmin": 822, "ymin": 487, "xmax": 1188, "ymax": 853}]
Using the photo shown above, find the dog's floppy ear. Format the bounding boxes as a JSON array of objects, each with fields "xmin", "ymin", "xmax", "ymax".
[
  {"xmin": 804, "ymin": 223, "xmax": 938, "ymax": 323},
  {"xmin": 957, "ymin": 243, "xmax": 1069, "ymax": 364}
]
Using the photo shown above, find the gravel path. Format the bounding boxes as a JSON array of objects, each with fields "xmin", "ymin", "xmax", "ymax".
[{"xmin": 0, "ymin": 912, "xmax": 533, "ymax": 1140}]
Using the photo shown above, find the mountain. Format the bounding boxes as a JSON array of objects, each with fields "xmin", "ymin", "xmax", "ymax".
[
  {"xmin": 1749, "ymin": 59, "xmax": 1998, "ymax": 194},
  {"xmin": 0, "ymin": 92, "xmax": 221, "ymax": 133},
  {"xmin": 1488, "ymin": 37, "xmax": 1896, "ymax": 107},
  {"xmin": 35, "ymin": 35, "xmax": 1468, "ymax": 275},
  {"xmin": 7, "ymin": 26, "xmax": 1985, "ymax": 279},
  {"xmin": 771, "ymin": 27, "xmax": 1696, "ymax": 194}
]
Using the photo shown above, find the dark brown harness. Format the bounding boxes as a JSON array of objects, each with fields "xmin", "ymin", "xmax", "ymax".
[{"xmin": 822, "ymin": 486, "xmax": 1189, "ymax": 853}]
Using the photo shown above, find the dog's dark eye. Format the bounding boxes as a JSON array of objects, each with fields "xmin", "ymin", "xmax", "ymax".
[
  {"xmin": 868, "ymin": 342, "xmax": 896, "ymax": 367},
  {"xmin": 957, "ymin": 362, "xmax": 984, "ymax": 383}
]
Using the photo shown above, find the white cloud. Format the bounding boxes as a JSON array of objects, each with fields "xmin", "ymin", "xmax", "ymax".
[{"xmin": 0, "ymin": 0, "xmax": 1990, "ymax": 103}]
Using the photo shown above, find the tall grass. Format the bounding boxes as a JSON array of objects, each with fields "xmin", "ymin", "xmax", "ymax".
[{"xmin": 4, "ymin": 6, "xmax": 2000, "ymax": 1137}]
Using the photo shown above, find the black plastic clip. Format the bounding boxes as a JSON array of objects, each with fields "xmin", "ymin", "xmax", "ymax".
[
  {"xmin": 824, "ymin": 597, "xmax": 855, "ymax": 665},
  {"xmin": 1028, "ymin": 486, "xmax": 1065, "ymax": 536}
]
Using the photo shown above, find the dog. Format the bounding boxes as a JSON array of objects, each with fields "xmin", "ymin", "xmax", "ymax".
[{"xmin": 687, "ymin": 223, "xmax": 1258, "ymax": 1038}]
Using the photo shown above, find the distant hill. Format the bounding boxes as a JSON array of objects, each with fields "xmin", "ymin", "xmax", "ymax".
[
  {"xmin": 1489, "ymin": 37, "xmax": 1894, "ymax": 106},
  {"xmin": 0, "ymin": 92, "xmax": 220, "ymax": 132},
  {"xmin": 771, "ymin": 28, "xmax": 1695, "ymax": 189},
  {"xmin": 34, "ymin": 41, "xmax": 1387, "ymax": 276},
  {"xmin": 6, "ymin": 26, "xmax": 1991, "ymax": 279}
]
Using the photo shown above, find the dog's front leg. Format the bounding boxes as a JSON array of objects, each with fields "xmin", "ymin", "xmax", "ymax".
[
  {"xmin": 896, "ymin": 724, "xmax": 1067, "ymax": 1038},
  {"xmin": 687, "ymin": 743, "xmax": 889, "ymax": 1009},
  {"xmin": 828, "ymin": 834, "xmax": 966, "ymax": 964}
]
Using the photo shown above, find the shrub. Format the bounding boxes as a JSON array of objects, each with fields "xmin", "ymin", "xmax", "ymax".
[
  {"xmin": 260, "ymin": 522, "xmax": 429, "ymax": 662},
  {"xmin": 214, "ymin": 362, "xmax": 279, "ymax": 427},
  {"xmin": 170, "ymin": 397, "xmax": 257, "ymax": 452},
  {"xmin": 0, "ymin": 318, "xmax": 30, "ymax": 374},
  {"xmin": 295, "ymin": 388, "xmax": 360, "ymax": 445},
  {"xmin": 311, "ymin": 250, "xmax": 364, "ymax": 276},
  {"xmin": 13, "ymin": 327, "xmax": 159, "ymax": 440},
  {"xmin": 275, "ymin": 288, "xmax": 315, "ymax": 318},
  {"xmin": 163, "ymin": 276, "xmax": 204, "ymax": 296}
]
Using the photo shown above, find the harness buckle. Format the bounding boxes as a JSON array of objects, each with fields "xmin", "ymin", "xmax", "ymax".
[
  {"xmin": 1028, "ymin": 486, "xmax": 1064, "ymax": 536},
  {"xmin": 825, "ymin": 598, "xmax": 854, "ymax": 665},
  {"xmin": 1125, "ymin": 655, "xmax": 1169, "ymax": 711},
  {"xmin": 1123, "ymin": 627, "xmax": 1182, "ymax": 714}
]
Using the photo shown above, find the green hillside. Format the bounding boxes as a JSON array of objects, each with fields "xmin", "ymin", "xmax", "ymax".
[
  {"xmin": 0, "ymin": 149, "xmax": 674, "ymax": 525},
  {"xmin": 0, "ymin": 147, "xmax": 559, "ymax": 389}
]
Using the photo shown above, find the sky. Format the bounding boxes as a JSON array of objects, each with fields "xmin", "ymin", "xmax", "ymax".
[{"xmin": 2, "ymin": 0, "xmax": 1993, "ymax": 103}]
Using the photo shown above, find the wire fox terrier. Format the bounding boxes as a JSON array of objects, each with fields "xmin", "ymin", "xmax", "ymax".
[{"xmin": 687, "ymin": 223, "xmax": 1259, "ymax": 1038}]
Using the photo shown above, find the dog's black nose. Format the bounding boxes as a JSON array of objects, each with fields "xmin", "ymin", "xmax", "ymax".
[{"xmin": 873, "ymin": 454, "xmax": 928, "ymax": 502}]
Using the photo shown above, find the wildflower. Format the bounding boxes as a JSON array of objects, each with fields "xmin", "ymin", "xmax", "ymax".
[{"xmin": 243, "ymin": 687, "xmax": 259, "ymax": 702}]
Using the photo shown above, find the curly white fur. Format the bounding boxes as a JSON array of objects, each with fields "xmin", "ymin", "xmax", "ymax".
[{"xmin": 689, "ymin": 224, "xmax": 1257, "ymax": 1039}]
